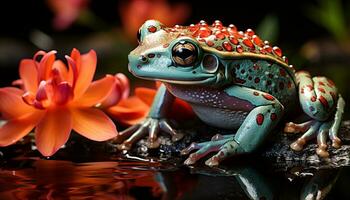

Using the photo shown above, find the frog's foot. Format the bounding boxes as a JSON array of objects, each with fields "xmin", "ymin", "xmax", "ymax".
[
  {"xmin": 292, "ymin": 72, "xmax": 346, "ymax": 157},
  {"xmin": 181, "ymin": 134, "xmax": 241, "ymax": 166},
  {"xmin": 284, "ymin": 120, "xmax": 339, "ymax": 157},
  {"xmin": 114, "ymin": 118, "xmax": 184, "ymax": 151}
]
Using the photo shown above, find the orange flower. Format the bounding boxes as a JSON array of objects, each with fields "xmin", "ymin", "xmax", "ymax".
[
  {"xmin": 119, "ymin": 0, "xmax": 190, "ymax": 41},
  {"xmin": 0, "ymin": 49, "xmax": 119, "ymax": 156},
  {"xmin": 106, "ymin": 83, "xmax": 194, "ymax": 126},
  {"xmin": 99, "ymin": 73, "xmax": 130, "ymax": 108}
]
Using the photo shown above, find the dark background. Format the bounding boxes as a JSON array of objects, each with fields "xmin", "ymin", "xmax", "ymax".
[
  {"xmin": 0, "ymin": 0, "xmax": 350, "ymax": 199},
  {"xmin": 0, "ymin": 0, "xmax": 349, "ymax": 113}
]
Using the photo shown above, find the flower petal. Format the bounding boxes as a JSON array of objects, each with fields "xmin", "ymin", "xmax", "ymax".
[
  {"xmin": 52, "ymin": 60, "xmax": 70, "ymax": 83},
  {"xmin": 38, "ymin": 51, "xmax": 56, "ymax": 80},
  {"xmin": 0, "ymin": 111, "xmax": 43, "ymax": 146},
  {"xmin": 19, "ymin": 59, "xmax": 39, "ymax": 93},
  {"xmin": 53, "ymin": 82, "xmax": 73, "ymax": 105},
  {"xmin": 70, "ymin": 48, "xmax": 82, "ymax": 69},
  {"xmin": 115, "ymin": 73, "xmax": 130, "ymax": 100},
  {"xmin": 135, "ymin": 87, "xmax": 156, "ymax": 106},
  {"xmin": 71, "ymin": 108, "xmax": 117, "ymax": 141},
  {"xmin": 107, "ymin": 96, "xmax": 149, "ymax": 125},
  {"xmin": 35, "ymin": 108, "xmax": 72, "ymax": 157},
  {"xmin": 74, "ymin": 75, "xmax": 115, "ymax": 107},
  {"xmin": 99, "ymin": 74, "xmax": 131, "ymax": 108},
  {"xmin": 73, "ymin": 50, "xmax": 97, "ymax": 99},
  {"xmin": 0, "ymin": 87, "xmax": 35, "ymax": 119}
]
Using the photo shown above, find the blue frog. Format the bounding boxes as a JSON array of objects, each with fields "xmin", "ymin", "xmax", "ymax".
[{"xmin": 119, "ymin": 20, "xmax": 345, "ymax": 167}]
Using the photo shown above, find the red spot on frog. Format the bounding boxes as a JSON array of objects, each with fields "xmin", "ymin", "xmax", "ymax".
[
  {"xmin": 319, "ymin": 81, "xmax": 325, "ymax": 86},
  {"xmin": 253, "ymin": 64, "xmax": 260, "ymax": 70},
  {"xmin": 189, "ymin": 24, "xmax": 198, "ymax": 32},
  {"xmin": 148, "ymin": 25, "xmax": 157, "ymax": 33},
  {"xmin": 245, "ymin": 29, "xmax": 255, "ymax": 37},
  {"xmin": 279, "ymin": 69, "xmax": 286, "ymax": 77},
  {"xmin": 235, "ymin": 78, "xmax": 246, "ymax": 84},
  {"xmin": 254, "ymin": 77, "xmax": 260, "ymax": 83},
  {"xmin": 327, "ymin": 79, "xmax": 335, "ymax": 87},
  {"xmin": 256, "ymin": 113, "xmax": 264, "ymax": 125},
  {"xmin": 272, "ymin": 46, "xmax": 282, "ymax": 57},
  {"xmin": 193, "ymin": 27, "xmax": 212, "ymax": 38},
  {"xmin": 236, "ymin": 45, "xmax": 244, "ymax": 53},
  {"xmin": 215, "ymin": 31, "xmax": 226, "ymax": 40},
  {"xmin": 252, "ymin": 35, "xmax": 263, "ymax": 47},
  {"xmin": 270, "ymin": 113, "xmax": 277, "ymax": 121},
  {"xmin": 262, "ymin": 94, "xmax": 275, "ymax": 101},
  {"xmin": 229, "ymin": 36, "xmax": 239, "ymax": 45},
  {"xmin": 311, "ymin": 96, "xmax": 316, "ymax": 102},
  {"xmin": 220, "ymin": 28, "xmax": 230, "ymax": 36},
  {"xmin": 259, "ymin": 48, "xmax": 267, "ymax": 54},
  {"xmin": 212, "ymin": 20, "xmax": 223, "ymax": 28},
  {"xmin": 216, "ymin": 46, "xmax": 224, "ymax": 51},
  {"xmin": 206, "ymin": 40, "xmax": 214, "ymax": 47},
  {"xmin": 318, "ymin": 87, "xmax": 325, "ymax": 93},
  {"xmin": 242, "ymin": 37, "xmax": 254, "ymax": 49},
  {"xmin": 319, "ymin": 96, "xmax": 329, "ymax": 109},
  {"xmin": 263, "ymin": 45, "xmax": 272, "ymax": 53},
  {"xmin": 306, "ymin": 85, "xmax": 314, "ymax": 91},
  {"xmin": 222, "ymin": 42, "xmax": 233, "ymax": 51},
  {"xmin": 228, "ymin": 24, "xmax": 237, "ymax": 33}
]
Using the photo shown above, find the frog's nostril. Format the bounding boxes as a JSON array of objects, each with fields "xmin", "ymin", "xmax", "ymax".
[{"xmin": 139, "ymin": 55, "xmax": 148, "ymax": 63}]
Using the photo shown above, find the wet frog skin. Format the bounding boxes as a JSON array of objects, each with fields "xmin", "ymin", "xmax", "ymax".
[{"xmin": 121, "ymin": 20, "xmax": 345, "ymax": 167}]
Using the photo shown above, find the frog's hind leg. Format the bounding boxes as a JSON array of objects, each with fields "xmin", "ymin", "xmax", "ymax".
[
  {"xmin": 182, "ymin": 86, "xmax": 284, "ymax": 166},
  {"xmin": 329, "ymin": 95, "xmax": 345, "ymax": 148},
  {"xmin": 285, "ymin": 71, "xmax": 345, "ymax": 157}
]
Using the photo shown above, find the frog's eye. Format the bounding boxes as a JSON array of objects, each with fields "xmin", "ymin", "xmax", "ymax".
[
  {"xmin": 137, "ymin": 28, "xmax": 142, "ymax": 43},
  {"xmin": 172, "ymin": 41, "xmax": 197, "ymax": 66}
]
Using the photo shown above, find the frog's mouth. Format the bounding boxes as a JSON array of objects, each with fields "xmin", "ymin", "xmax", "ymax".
[
  {"xmin": 153, "ymin": 76, "xmax": 217, "ymax": 85},
  {"xmin": 129, "ymin": 64, "xmax": 217, "ymax": 85}
]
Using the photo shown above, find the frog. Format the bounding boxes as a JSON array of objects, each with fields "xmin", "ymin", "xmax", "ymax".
[{"xmin": 118, "ymin": 19, "xmax": 345, "ymax": 167}]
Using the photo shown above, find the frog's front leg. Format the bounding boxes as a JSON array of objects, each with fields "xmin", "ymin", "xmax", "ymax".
[
  {"xmin": 182, "ymin": 86, "xmax": 284, "ymax": 166},
  {"xmin": 284, "ymin": 71, "xmax": 345, "ymax": 157},
  {"xmin": 115, "ymin": 84, "xmax": 183, "ymax": 150}
]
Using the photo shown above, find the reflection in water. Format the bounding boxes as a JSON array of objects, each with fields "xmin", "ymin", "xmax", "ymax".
[
  {"xmin": 0, "ymin": 159, "xmax": 164, "ymax": 199},
  {"xmin": 1, "ymin": 121, "xmax": 349, "ymax": 199},
  {"xmin": 0, "ymin": 156, "xmax": 345, "ymax": 200}
]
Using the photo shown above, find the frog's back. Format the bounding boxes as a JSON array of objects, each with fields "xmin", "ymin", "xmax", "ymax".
[
  {"xmin": 166, "ymin": 20, "xmax": 294, "ymax": 73},
  {"xmin": 169, "ymin": 20, "xmax": 297, "ymax": 106}
]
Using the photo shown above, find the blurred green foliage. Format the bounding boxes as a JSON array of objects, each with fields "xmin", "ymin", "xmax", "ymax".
[
  {"xmin": 256, "ymin": 14, "xmax": 279, "ymax": 44},
  {"xmin": 306, "ymin": 0, "xmax": 348, "ymax": 41}
]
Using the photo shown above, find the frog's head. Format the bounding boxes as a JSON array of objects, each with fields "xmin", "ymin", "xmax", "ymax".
[{"xmin": 128, "ymin": 20, "xmax": 227, "ymax": 85}]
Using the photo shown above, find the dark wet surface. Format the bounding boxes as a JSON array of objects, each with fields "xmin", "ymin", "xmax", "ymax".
[{"xmin": 1, "ymin": 121, "xmax": 350, "ymax": 199}]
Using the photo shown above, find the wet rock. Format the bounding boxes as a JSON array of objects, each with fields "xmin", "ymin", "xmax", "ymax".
[
  {"xmin": 128, "ymin": 120, "xmax": 350, "ymax": 170},
  {"xmin": 262, "ymin": 120, "xmax": 350, "ymax": 170}
]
